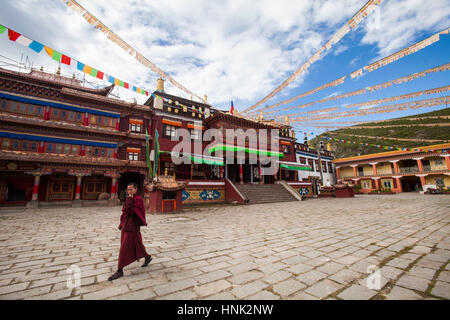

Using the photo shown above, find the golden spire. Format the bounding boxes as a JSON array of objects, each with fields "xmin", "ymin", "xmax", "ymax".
[{"xmin": 156, "ymin": 77, "xmax": 165, "ymax": 92}]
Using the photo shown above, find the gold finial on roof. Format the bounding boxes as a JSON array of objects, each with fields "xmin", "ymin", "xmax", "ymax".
[{"xmin": 156, "ymin": 77, "xmax": 165, "ymax": 92}]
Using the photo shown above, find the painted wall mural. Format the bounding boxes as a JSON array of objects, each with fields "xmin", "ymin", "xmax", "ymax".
[{"xmin": 182, "ymin": 187, "xmax": 225, "ymax": 204}]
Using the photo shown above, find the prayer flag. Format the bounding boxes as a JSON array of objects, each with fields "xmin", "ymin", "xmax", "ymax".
[
  {"xmin": 28, "ymin": 41, "xmax": 44, "ymax": 53},
  {"xmin": 52, "ymin": 50, "xmax": 62, "ymax": 62},
  {"xmin": 0, "ymin": 25, "xmax": 6, "ymax": 34},
  {"xmin": 145, "ymin": 129, "xmax": 153, "ymax": 178},
  {"xmin": 44, "ymin": 46, "xmax": 53, "ymax": 58},
  {"xmin": 230, "ymin": 100, "xmax": 234, "ymax": 115},
  {"xmin": 16, "ymin": 35, "xmax": 32, "ymax": 47},
  {"xmin": 90, "ymin": 68, "xmax": 98, "ymax": 77},
  {"xmin": 153, "ymin": 129, "xmax": 160, "ymax": 177},
  {"xmin": 8, "ymin": 29, "xmax": 21, "ymax": 41},
  {"xmin": 83, "ymin": 65, "xmax": 92, "ymax": 74},
  {"xmin": 61, "ymin": 55, "xmax": 71, "ymax": 65},
  {"xmin": 77, "ymin": 62, "xmax": 85, "ymax": 72}
]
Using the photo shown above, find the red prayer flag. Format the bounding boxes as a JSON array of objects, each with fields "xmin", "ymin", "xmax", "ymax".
[
  {"xmin": 96, "ymin": 71, "xmax": 104, "ymax": 80},
  {"xmin": 124, "ymin": 82, "xmax": 129, "ymax": 89},
  {"xmin": 61, "ymin": 55, "xmax": 71, "ymax": 65},
  {"xmin": 8, "ymin": 29, "xmax": 21, "ymax": 41}
]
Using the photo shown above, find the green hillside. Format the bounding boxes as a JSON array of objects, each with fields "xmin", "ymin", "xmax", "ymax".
[{"xmin": 309, "ymin": 107, "xmax": 450, "ymax": 158}]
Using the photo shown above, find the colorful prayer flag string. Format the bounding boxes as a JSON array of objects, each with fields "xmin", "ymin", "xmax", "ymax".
[
  {"xmin": 241, "ymin": 0, "xmax": 384, "ymax": 114},
  {"xmin": 245, "ymin": 27, "xmax": 448, "ymax": 117},
  {"xmin": 320, "ymin": 136, "xmax": 445, "ymax": 153},
  {"xmin": 0, "ymin": 24, "xmax": 150, "ymax": 97}
]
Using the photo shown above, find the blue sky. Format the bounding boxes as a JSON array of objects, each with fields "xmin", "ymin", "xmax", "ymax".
[{"xmin": 0, "ymin": 0, "xmax": 449, "ymax": 137}]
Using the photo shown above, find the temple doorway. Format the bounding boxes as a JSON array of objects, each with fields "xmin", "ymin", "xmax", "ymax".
[{"xmin": 401, "ymin": 176, "xmax": 422, "ymax": 192}]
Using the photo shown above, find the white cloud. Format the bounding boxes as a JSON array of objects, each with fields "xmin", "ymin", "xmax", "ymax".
[
  {"xmin": 361, "ymin": 0, "xmax": 450, "ymax": 58},
  {"xmin": 0, "ymin": 0, "xmax": 448, "ymax": 111}
]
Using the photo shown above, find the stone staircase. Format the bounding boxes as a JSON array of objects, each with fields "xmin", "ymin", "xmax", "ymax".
[{"xmin": 235, "ymin": 183, "xmax": 299, "ymax": 204}]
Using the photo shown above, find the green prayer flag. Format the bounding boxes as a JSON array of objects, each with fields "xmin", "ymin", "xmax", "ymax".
[
  {"xmin": 145, "ymin": 129, "xmax": 153, "ymax": 178},
  {"xmin": 119, "ymin": 80, "xmax": 125, "ymax": 87},
  {"xmin": 0, "ymin": 25, "xmax": 6, "ymax": 34},
  {"xmin": 52, "ymin": 50, "xmax": 62, "ymax": 62},
  {"xmin": 153, "ymin": 129, "xmax": 160, "ymax": 177},
  {"xmin": 90, "ymin": 68, "xmax": 98, "ymax": 77}
]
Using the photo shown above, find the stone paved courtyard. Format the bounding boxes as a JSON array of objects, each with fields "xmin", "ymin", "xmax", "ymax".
[{"xmin": 0, "ymin": 193, "xmax": 449, "ymax": 300}]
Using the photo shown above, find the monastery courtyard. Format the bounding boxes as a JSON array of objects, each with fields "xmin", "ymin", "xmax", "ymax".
[{"xmin": 0, "ymin": 193, "xmax": 449, "ymax": 300}]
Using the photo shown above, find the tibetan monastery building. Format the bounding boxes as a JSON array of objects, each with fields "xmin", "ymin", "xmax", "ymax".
[
  {"xmin": 0, "ymin": 68, "xmax": 314, "ymax": 208},
  {"xmin": 333, "ymin": 144, "xmax": 450, "ymax": 193}
]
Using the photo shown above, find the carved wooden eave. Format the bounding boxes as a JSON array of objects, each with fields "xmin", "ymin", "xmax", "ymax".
[
  {"xmin": 0, "ymin": 113, "xmax": 130, "ymax": 138},
  {"xmin": 144, "ymin": 90, "xmax": 213, "ymax": 109},
  {"xmin": 0, "ymin": 121, "xmax": 125, "ymax": 145},
  {"xmin": 0, "ymin": 150, "xmax": 148, "ymax": 168},
  {"xmin": 0, "ymin": 68, "xmax": 113, "ymax": 96},
  {"xmin": 61, "ymin": 87, "xmax": 137, "ymax": 109},
  {"xmin": 204, "ymin": 111, "xmax": 283, "ymax": 130}
]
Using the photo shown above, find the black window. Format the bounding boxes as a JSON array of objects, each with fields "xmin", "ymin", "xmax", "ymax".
[{"xmin": 163, "ymin": 124, "xmax": 177, "ymax": 138}]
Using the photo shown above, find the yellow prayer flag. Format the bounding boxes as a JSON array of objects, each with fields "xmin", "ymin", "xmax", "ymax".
[
  {"xmin": 44, "ymin": 46, "xmax": 53, "ymax": 58},
  {"xmin": 83, "ymin": 65, "xmax": 92, "ymax": 74}
]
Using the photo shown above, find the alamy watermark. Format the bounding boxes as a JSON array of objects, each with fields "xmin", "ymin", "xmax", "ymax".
[
  {"xmin": 66, "ymin": 264, "xmax": 81, "ymax": 290},
  {"xmin": 169, "ymin": 127, "xmax": 282, "ymax": 175},
  {"xmin": 366, "ymin": 265, "xmax": 382, "ymax": 290}
]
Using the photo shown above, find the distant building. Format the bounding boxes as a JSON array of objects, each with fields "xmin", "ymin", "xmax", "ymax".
[
  {"xmin": 333, "ymin": 144, "xmax": 450, "ymax": 193},
  {"xmin": 293, "ymin": 141, "xmax": 336, "ymax": 196}
]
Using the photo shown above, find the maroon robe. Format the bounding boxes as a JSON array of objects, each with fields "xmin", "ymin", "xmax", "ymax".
[{"xmin": 117, "ymin": 194, "xmax": 149, "ymax": 270}]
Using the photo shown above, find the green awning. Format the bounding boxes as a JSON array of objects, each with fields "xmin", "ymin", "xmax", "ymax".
[
  {"xmin": 279, "ymin": 162, "xmax": 312, "ymax": 171},
  {"xmin": 160, "ymin": 151, "xmax": 224, "ymax": 166},
  {"xmin": 207, "ymin": 143, "xmax": 285, "ymax": 158}
]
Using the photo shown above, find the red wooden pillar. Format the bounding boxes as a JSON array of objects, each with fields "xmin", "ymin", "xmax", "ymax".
[
  {"xmin": 419, "ymin": 175, "xmax": 426, "ymax": 189},
  {"xmin": 38, "ymin": 141, "xmax": 46, "ymax": 153},
  {"xmin": 374, "ymin": 178, "xmax": 380, "ymax": 190},
  {"xmin": 44, "ymin": 107, "xmax": 51, "ymax": 120},
  {"xmin": 239, "ymin": 164, "xmax": 243, "ymax": 184},
  {"xmin": 115, "ymin": 118, "xmax": 120, "ymax": 130},
  {"xmin": 83, "ymin": 112, "xmax": 89, "ymax": 126},
  {"xmin": 416, "ymin": 158, "xmax": 424, "ymax": 172},
  {"xmin": 352, "ymin": 165, "xmax": 358, "ymax": 177},
  {"xmin": 110, "ymin": 176, "xmax": 118, "ymax": 199},
  {"xmin": 75, "ymin": 175, "xmax": 82, "ymax": 200},
  {"xmin": 444, "ymin": 155, "xmax": 450, "ymax": 170},
  {"xmin": 220, "ymin": 166, "xmax": 224, "ymax": 179},
  {"xmin": 335, "ymin": 167, "xmax": 340, "ymax": 182},
  {"xmin": 31, "ymin": 174, "xmax": 41, "ymax": 201},
  {"xmin": 392, "ymin": 161, "xmax": 399, "ymax": 174},
  {"xmin": 372, "ymin": 163, "xmax": 377, "ymax": 176},
  {"xmin": 259, "ymin": 164, "xmax": 263, "ymax": 184},
  {"xmin": 394, "ymin": 177, "xmax": 402, "ymax": 193}
]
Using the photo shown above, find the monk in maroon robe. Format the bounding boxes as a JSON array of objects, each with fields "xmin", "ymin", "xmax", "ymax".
[{"xmin": 108, "ymin": 182, "xmax": 152, "ymax": 281}]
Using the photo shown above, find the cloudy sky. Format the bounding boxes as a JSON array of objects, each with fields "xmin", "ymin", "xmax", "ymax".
[{"xmin": 0, "ymin": 0, "xmax": 449, "ymax": 135}]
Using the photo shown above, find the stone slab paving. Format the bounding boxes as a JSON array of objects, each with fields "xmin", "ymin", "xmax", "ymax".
[{"xmin": 0, "ymin": 193, "xmax": 449, "ymax": 300}]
